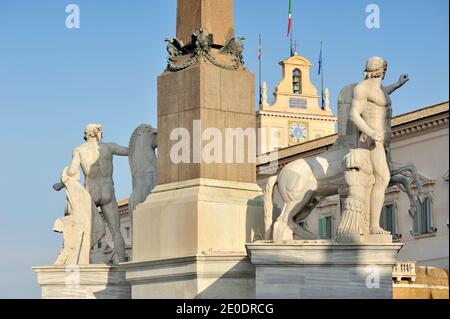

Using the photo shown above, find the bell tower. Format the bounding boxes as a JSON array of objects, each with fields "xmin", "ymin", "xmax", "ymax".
[{"xmin": 258, "ymin": 53, "xmax": 337, "ymax": 153}]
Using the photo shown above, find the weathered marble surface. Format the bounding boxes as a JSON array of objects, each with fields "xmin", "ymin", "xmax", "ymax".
[
  {"xmin": 133, "ymin": 178, "xmax": 264, "ymax": 262},
  {"xmin": 128, "ymin": 124, "xmax": 158, "ymax": 218},
  {"xmin": 33, "ymin": 265, "xmax": 131, "ymax": 299},
  {"xmin": 247, "ymin": 241, "xmax": 403, "ymax": 299},
  {"xmin": 125, "ymin": 254, "xmax": 255, "ymax": 299}
]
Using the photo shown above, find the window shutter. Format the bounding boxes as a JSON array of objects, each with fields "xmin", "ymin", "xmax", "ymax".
[
  {"xmin": 319, "ymin": 218, "xmax": 325, "ymax": 239},
  {"xmin": 391, "ymin": 205, "xmax": 397, "ymax": 237},
  {"xmin": 380, "ymin": 206, "xmax": 387, "ymax": 231},
  {"xmin": 326, "ymin": 216, "xmax": 333, "ymax": 239},
  {"xmin": 413, "ymin": 202, "xmax": 420, "ymax": 235},
  {"xmin": 426, "ymin": 197, "xmax": 434, "ymax": 233}
]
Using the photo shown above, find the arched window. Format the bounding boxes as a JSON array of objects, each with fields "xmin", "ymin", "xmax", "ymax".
[{"xmin": 293, "ymin": 69, "xmax": 302, "ymax": 94}]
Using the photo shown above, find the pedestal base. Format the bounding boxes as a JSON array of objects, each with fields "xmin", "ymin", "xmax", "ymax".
[
  {"xmin": 124, "ymin": 254, "xmax": 255, "ymax": 299},
  {"xmin": 246, "ymin": 240, "xmax": 403, "ymax": 299},
  {"xmin": 33, "ymin": 265, "xmax": 131, "ymax": 299},
  {"xmin": 129, "ymin": 178, "xmax": 264, "ymax": 299},
  {"xmin": 336, "ymin": 234, "xmax": 393, "ymax": 244},
  {"xmin": 133, "ymin": 179, "xmax": 264, "ymax": 262}
]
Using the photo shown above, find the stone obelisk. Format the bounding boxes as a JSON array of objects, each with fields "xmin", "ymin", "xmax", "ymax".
[{"xmin": 128, "ymin": 0, "xmax": 263, "ymax": 299}]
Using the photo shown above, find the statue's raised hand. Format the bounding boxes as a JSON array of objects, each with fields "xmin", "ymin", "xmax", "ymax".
[{"xmin": 398, "ymin": 74, "xmax": 409, "ymax": 87}]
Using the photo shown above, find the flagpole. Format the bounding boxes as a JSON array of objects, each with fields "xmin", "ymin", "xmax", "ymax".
[
  {"xmin": 288, "ymin": 0, "xmax": 293, "ymax": 57},
  {"xmin": 290, "ymin": 1, "xmax": 293, "ymax": 56},
  {"xmin": 320, "ymin": 41, "xmax": 324, "ymax": 109},
  {"xmin": 290, "ymin": 26, "xmax": 293, "ymax": 56},
  {"xmin": 259, "ymin": 34, "xmax": 262, "ymax": 107}
]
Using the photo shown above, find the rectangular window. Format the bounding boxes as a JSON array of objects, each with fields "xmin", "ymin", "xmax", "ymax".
[
  {"xmin": 413, "ymin": 197, "xmax": 434, "ymax": 235},
  {"xmin": 380, "ymin": 204, "xmax": 397, "ymax": 238},
  {"xmin": 319, "ymin": 216, "xmax": 333, "ymax": 239},
  {"xmin": 289, "ymin": 98, "xmax": 307, "ymax": 109},
  {"xmin": 97, "ymin": 242, "xmax": 102, "ymax": 249}
]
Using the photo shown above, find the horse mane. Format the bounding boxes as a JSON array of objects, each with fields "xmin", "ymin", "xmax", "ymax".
[
  {"xmin": 335, "ymin": 83, "xmax": 358, "ymax": 148},
  {"xmin": 129, "ymin": 124, "xmax": 155, "ymax": 178}
]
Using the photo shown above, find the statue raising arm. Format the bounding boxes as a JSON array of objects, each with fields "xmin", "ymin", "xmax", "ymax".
[
  {"xmin": 67, "ymin": 149, "xmax": 82, "ymax": 177},
  {"xmin": 350, "ymin": 85, "xmax": 385, "ymax": 143},
  {"xmin": 109, "ymin": 143, "xmax": 129, "ymax": 157},
  {"xmin": 384, "ymin": 74, "xmax": 409, "ymax": 95}
]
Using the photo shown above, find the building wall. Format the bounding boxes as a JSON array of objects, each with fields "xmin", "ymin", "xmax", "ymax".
[{"xmin": 392, "ymin": 129, "xmax": 449, "ymax": 269}]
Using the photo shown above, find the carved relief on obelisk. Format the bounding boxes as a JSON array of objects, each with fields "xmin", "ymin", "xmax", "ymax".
[{"xmin": 176, "ymin": 0, "xmax": 234, "ymax": 47}]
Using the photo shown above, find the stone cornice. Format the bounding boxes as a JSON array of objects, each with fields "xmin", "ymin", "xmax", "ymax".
[{"xmin": 257, "ymin": 110, "xmax": 337, "ymax": 122}]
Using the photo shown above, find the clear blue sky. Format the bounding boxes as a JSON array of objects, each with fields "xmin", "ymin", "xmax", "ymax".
[{"xmin": 0, "ymin": 0, "xmax": 448, "ymax": 298}]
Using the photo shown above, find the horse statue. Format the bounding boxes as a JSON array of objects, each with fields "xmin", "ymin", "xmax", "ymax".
[
  {"xmin": 129, "ymin": 124, "xmax": 158, "ymax": 225},
  {"xmin": 264, "ymin": 83, "xmax": 427, "ymax": 242}
]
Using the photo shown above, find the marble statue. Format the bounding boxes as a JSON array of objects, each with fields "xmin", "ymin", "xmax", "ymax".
[
  {"xmin": 264, "ymin": 57, "xmax": 424, "ymax": 242},
  {"xmin": 54, "ymin": 124, "xmax": 128, "ymax": 262},
  {"xmin": 261, "ymin": 81, "xmax": 269, "ymax": 107},
  {"xmin": 347, "ymin": 56, "xmax": 409, "ymax": 234},
  {"xmin": 128, "ymin": 124, "xmax": 158, "ymax": 222},
  {"xmin": 324, "ymin": 88, "xmax": 330, "ymax": 110},
  {"xmin": 53, "ymin": 167, "xmax": 105, "ymax": 265},
  {"xmin": 336, "ymin": 149, "xmax": 374, "ymax": 236}
]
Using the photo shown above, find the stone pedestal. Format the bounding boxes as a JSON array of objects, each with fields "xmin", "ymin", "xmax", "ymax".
[
  {"xmin": 33, "ymin": 265, "xmax": 131, "ymax": 299},
  {"xmin": 246, "ymin": 241, "xmax": 403, "ymax": 299},
  {"xmin": 128, "ymin": 178, "xmax": 264, "ymax": 298},
  {"xmin": 125, "ymin": 254, "xmax": 255, "ymax": 299}
]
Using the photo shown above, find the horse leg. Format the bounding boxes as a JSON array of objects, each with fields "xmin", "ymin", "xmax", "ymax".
[
  {"xmin": 391, "ymin": 175, "xmax": 418, "ymax": 218},
  {"xmin": 291, "ymin": 197, "xmax": 319, "ymax": 239},
  {"xmin": 391, "ymin": 162, "xmax": 426, "ymax": 203},
  {"xmin": 273, "ymin": 192, "xmax": 316, "ymax": 242},
  {"xmin": 273, "ymin": 202, "xmax": 298, "ymax": 242}
]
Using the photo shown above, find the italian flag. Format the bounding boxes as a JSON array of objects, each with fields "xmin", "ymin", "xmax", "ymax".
[{"xmin": 287, "ymin": 0, "xmax": 293, "ymax": 37}]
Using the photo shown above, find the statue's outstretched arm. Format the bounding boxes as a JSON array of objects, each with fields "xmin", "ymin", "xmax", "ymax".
[
  {"xmin": 110, "ymin": 143, "xmax": 129, "ymax": 157},
  {"xmin": 384, "ymin": 74, "xmax": 409, "ymax": 95},
  {"xmin": 67, "ymin": 149, "xmax": 81, "ymax": 177},
  {"xmin": 350, "ymin": 85, "xmax": 384, "ymax": 143}
]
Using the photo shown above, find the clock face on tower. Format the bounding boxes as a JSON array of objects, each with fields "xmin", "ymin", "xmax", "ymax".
[{"xmin": 289, "ymin": 123, "xmax": 308, "ymax": 143}]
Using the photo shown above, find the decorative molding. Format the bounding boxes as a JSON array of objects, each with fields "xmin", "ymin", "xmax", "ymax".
[
  {"xmin": 165, "ymin": 29, "xmax": 246, "ymax": 72},
  {"xmin": 443, "ymin": 170, "xmax": 449, "ymax": 182},
  {"xmin": 392, "ymin": 116, "xmax": 449, "ymax": 140},
  {"xmin": 258, "ymin": 111, "xmax": 337, "ymax": 122}
]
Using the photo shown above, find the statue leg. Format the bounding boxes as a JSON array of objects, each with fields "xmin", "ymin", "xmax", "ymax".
[
  {"xmin": 370, "ymin": 142, "xmax": 391, "ymax": 234},
  {"xmin": 101, "ymin": 199, "xmax": 126, "ymax": 262},
  {"xmin": 273, "ymin": 192, "xmax": 316, "ymax": 241},
  {"xmin": 291, "ymin": 198, "xmax": 319, "ymax": 239},
  {"xmin": 392, "ymin": 163, "xmax": 427, "ymax": 203},
  {"xmin": 273, "ymin": 202, "xmax": 298, "ymax": 242},
  {"xmin": 391, "ymin": 175, "xmax": 418, "ymax": 218}
]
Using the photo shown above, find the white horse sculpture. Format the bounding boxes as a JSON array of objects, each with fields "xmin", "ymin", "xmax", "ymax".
[
  {"xmin": 129, "ymin": 124, "xmax": 158, "ymax": 224},
  {"xmin": 264, "ymin": 84, "xmax": 427, "ymax": 242}
]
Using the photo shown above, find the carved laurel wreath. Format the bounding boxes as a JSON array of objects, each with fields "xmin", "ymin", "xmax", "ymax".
[{"xmin": 165, "ymin": 29, "xmax": 246, "ymax": 72}]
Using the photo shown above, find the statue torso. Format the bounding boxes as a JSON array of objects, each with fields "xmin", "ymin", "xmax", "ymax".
[
  {"xmin": 78, "ymin": 142, "xmax": 114, "ymax": 182},
  {"xmin": 361, "ymin": 83, "xmax": 392, "ymax": 144}
]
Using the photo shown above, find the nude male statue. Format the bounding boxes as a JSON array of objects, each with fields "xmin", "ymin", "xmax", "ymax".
[
  {"xmin": 350, "ymin": 57, "xmax": 409, "ymax": 234},
  {"xmin": 54, "ymin": 124, "xmax": 128, "ymax": 262}
]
